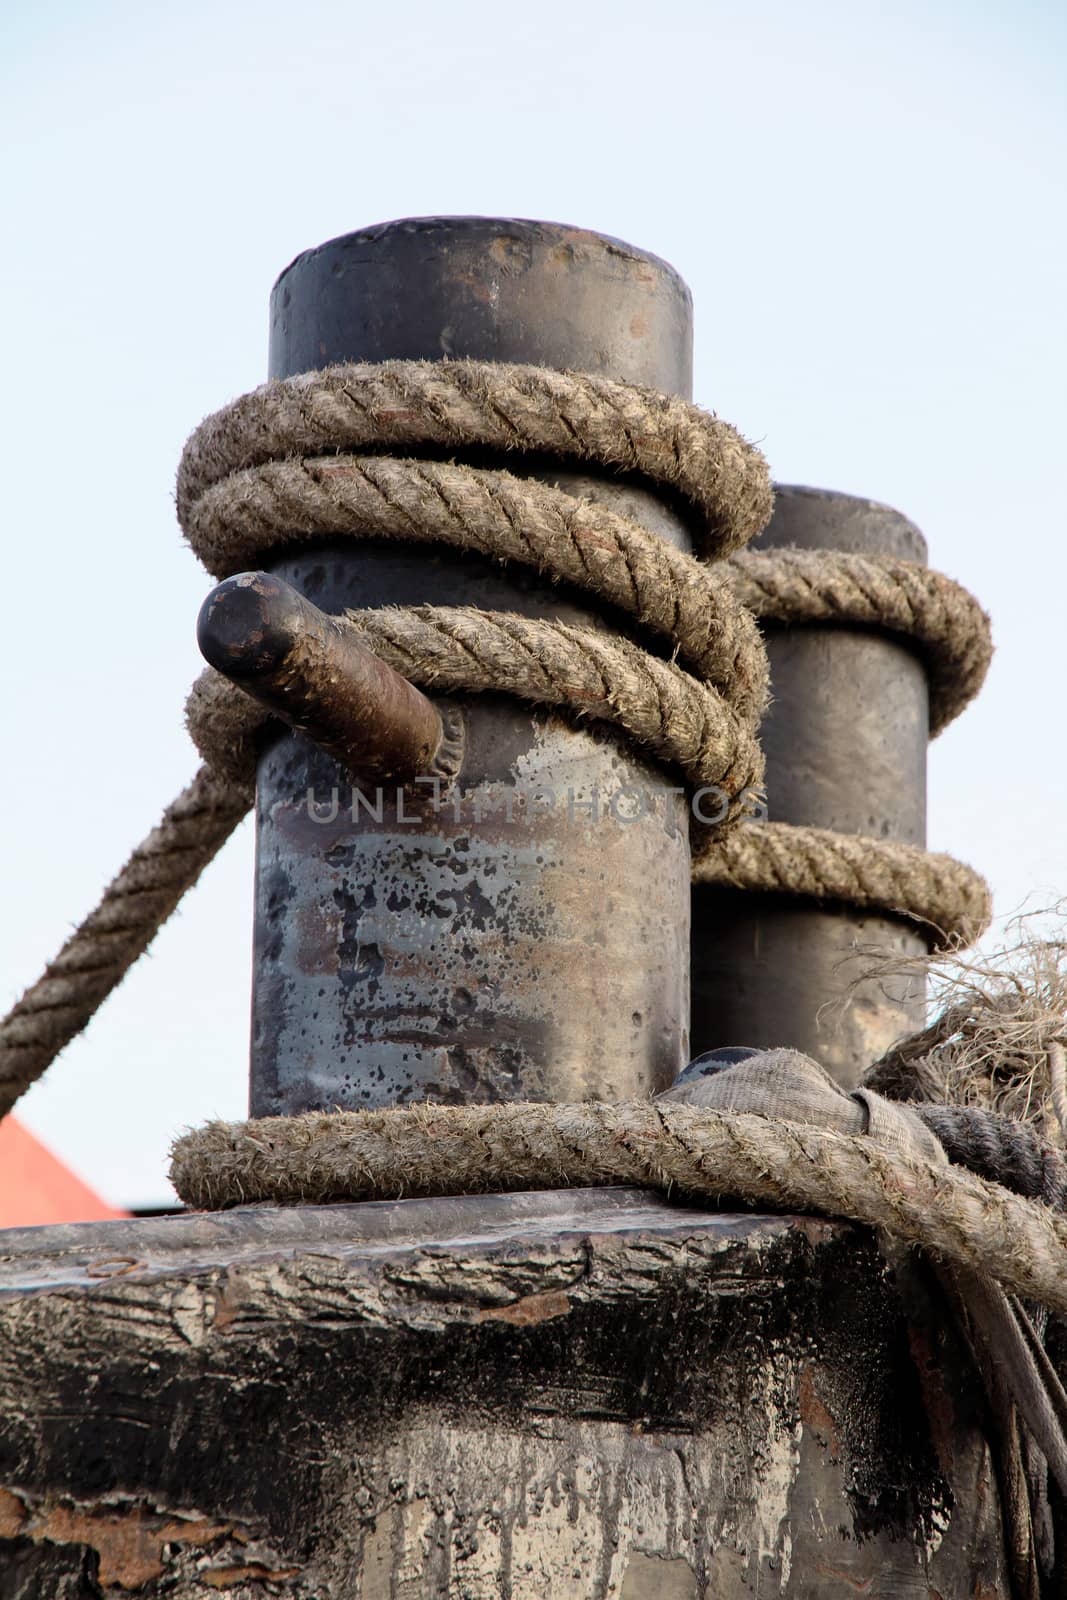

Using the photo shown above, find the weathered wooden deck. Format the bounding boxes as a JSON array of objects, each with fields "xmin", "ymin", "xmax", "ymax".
[{"xmin": 0, "ymin": 1189, "xmax": 1004, "ymax": 1596}]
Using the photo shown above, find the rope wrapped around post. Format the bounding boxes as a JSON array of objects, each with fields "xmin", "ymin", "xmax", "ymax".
[
  {"xmin": 178, "ymin": 357, "xmax": 992, "ymax": 941},
  {"xmin": 0, "ymin": 358, "xmax": 991, "ymax": 1116},
  {"xmin": 168, "ymin": 1061, "xmax": 1067, "ymax": 1317}
]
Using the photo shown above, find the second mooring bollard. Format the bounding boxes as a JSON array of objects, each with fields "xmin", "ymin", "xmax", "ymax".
[{"xmin": 691, "ymin": 486, "xmax": 929, "ymax": 1085}]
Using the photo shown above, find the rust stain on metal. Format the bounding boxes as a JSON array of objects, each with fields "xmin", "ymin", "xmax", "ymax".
[
  {"xmin": 812, "ymin": 1562, "xmax": 876, "ymax": 1592},
  {"xmin": 212, "ymin": 1268, "xmax": 246, "ymax": 1333},
  {"xmin": 478, "ymin": 1288, "xmax": 572, "ymax": 1326},
  {"xmin": 295, "ymin": 900, "xmax": 342, "ymax": 978},
  {"xmin": 488, "ymin": 235, "xmax": 533, "ymax": 272},
  {"xmin": 199, "ymin": 571, "xmax": 445, "ymax": 783},
  {"xmin": 451, "ymin": 270, "xmax": 497, "ymax": 304},
  {"xmin": 203, "ymin": 1562, "xmax": 302, "ymax": 1588},
  {"xmin": 0, "ymin": 1487, "xmax": 235, "ymax": 1588},
  {"xmin": 0, "ymin": 1488, "xmax": 22, "ymax": 1540},
  {"xmin": 798, "ymin": 1364, "xmax": 842, "ymax": 1461},
  {"xmin": 255, "ymin": 726, "xmax": 689, "ymax": 1112},
  {"xmin": 85, "ymin": 1256, "xmax": 143, "ymax": 1279},
  {"xmin": 907, "ymin": 1323, "xmax": 957, "ymax": 1478}
]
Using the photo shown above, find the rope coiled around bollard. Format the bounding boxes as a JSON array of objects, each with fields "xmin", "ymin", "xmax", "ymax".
[
  {"xmin": 0, "ymin": 358, "xmax": 992, "ymax": 1116},
  {"xmin": 0, "ymin": 357, "xmax": 1044, "ymax": 1592},
  {"xmin": 174, "ymin": 358, "xmax": 774, "ymax": 557},
  {"xmin": 693, "ymin": 819, "xmax": 992, "ymax": 949},
  {"xmin": 168, "ymin": 1095, "xmax": 1067, "ymax": 1314},
  {"xmin": 181, "ymin": 359, "xmax": 774, "ymax": 822},
  {"xmin": 180, "ymin": 357, "xmax": 991, "ymax": 938}
]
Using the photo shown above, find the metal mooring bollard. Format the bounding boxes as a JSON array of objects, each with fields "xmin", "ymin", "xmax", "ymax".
[
  {"xmin": 248, "ymin": 217, "xmax": 696, "ymax": 1116},
  {"xmin": 690, "ymin": 487, "xmax": 929, "ymax": 1086}
]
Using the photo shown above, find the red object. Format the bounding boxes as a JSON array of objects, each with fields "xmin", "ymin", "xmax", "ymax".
[{"xmin": 0, "ymin": 1117, "xmax": 128, "ymax": 1226}]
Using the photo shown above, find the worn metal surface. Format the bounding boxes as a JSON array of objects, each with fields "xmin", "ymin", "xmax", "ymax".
[
  {"xmin": 691, "ymin": 487, "xmax": 930, "ymax": 1087},
  {"xmin": 252, "ymin": 217, "xmax": 697, "ymax": 1117},
  {"xmin": 198, "ymin": 572, "xmax": 450, "ymax": 782},
  {"xmin": 0, "ymin": 1191, "xmax": 1007, "ymax": 1597}
]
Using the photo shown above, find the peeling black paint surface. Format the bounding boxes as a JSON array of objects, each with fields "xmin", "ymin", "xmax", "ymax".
[{"xmin": 0, "ymin": 1192, "xmax": 1004, "ymax": 1596}]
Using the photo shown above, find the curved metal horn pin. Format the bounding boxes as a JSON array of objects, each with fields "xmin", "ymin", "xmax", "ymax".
[{"xmin": 197, "ymin": 571, "xmax": 446, "ymax": 783}]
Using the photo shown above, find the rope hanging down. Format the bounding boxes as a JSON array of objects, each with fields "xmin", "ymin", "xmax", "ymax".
[
  {"xmin": 0, "ymin": 772, "xmax": 250, "ymax": 1118},
  {"xmin": 0, "ymin": 359, "xmax": 991, "ymax": 1118}
]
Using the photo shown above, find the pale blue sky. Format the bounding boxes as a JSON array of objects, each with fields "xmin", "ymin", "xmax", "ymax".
[{"xmin": 2, "ymin": 0, "xmax": 1064, "ymax": 1204}]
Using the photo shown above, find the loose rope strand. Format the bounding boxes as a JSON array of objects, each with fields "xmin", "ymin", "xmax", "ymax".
[{"xmin": 0, "ymin": 767, "xmax": 251, "ymax": 1120}]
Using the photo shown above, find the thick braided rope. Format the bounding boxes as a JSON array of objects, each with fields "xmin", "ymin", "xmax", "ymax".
[
  {"xmin": 182, "ymin": 460, "xmax": 992, "ymax": 744},
  {"xmin": 168, "ymin": 1100, "xmax": 1067, "ymax": 1317},
  {"xmin": 176, "ymin": 359, "xmax": 773, "ymax": 559},
  {"xmin": 186, "ymin": 607, "xmax": 763, "ymax": 802},
  {"xmin": 0, "ymin": 360, "xmax": 992, "ymax": 1113},
  {"xmin": 916, "ymin": 1105, "xmax": 1067, "ymax": 1209},
  {"xmin": 0, "ymin": 365, "xmax": 770, "ymax": 1121},
  {"xmin": 181, "ymin": 360, "xmax": 772, "ymax": 829},
  {"xmin": 184, "ymin": 454, "xmax": 771, "ymax": 728},
  {"xmin": 727, "ymin": 547, "xmax": 992, "ymax": 736},
  {"xmin": 178, "ymin": 364, "xmax": 990, "ymax": 935},
  {"xmin": 0, "ymin": 768, "xmax": 250, "ymax": 1119},
  {"xmin": 693, "ymin": 821, "xmax": 992, "ymax": 949},
  {"xmin": 355, "ymin": 608, "xmax": 760, "ymax": 794}
]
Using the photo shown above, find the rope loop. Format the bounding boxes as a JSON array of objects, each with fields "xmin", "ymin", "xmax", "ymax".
[
  {"xmin": 177, "ymin": 358, "xmax": 774, "ymax": 558},
  {"xmin": 0, "ymin": 358, "xmax": 994, "ymax": 1115},
  {"xmin": 168, "ymin": 1096, "xmax": 1067, "ymax": 1317}
]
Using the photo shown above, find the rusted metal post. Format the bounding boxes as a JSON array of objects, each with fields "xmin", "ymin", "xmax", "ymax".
[
  {"xmin": 251, "ymin": 217, "xmax": 696, "ymax": 1117},
  {"xmin": 690, "ymin": 487, "xmax": 928, "ymax": 1087},
  {"xmin": 197, "ymin": 572, "xmax": 448, "ymax": 782}
]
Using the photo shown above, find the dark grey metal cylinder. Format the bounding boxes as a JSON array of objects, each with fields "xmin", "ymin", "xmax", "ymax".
[
  {"xmin": 690, "ymin": 486, "xmax": 929, "ymax": 1088},
  {"xmin": 251, "ymin": 217, "xmax": 696, "ymax": 1117}
]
